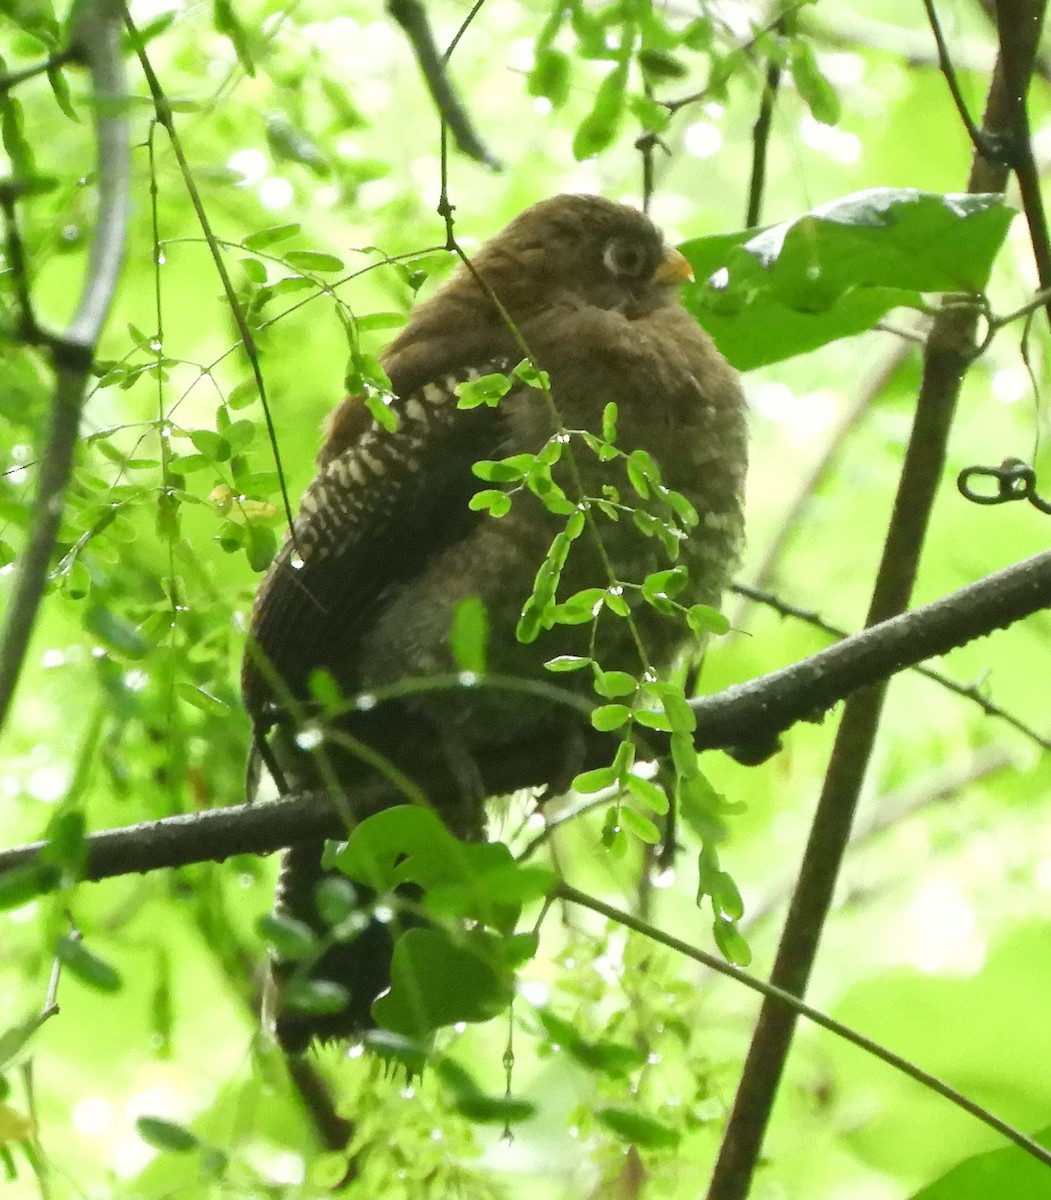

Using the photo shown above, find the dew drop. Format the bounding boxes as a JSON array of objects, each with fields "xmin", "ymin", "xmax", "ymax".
[{"xmin": 295, "ymin": 725, "xmax": 323, "ymax": 750}]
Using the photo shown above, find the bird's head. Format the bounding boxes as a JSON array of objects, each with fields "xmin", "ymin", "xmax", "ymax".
[{"xmin": 468, "ymin": 193, "xmax": 693, "ymax": 321}]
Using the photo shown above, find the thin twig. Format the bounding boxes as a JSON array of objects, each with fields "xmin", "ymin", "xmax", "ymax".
[
  {"xmin": 0, "ymin": 49, "xmax": 77, "ymax": 92},
  {"xmin": 921, "ymin": 0, "xmax": 986, "ymax": 146},
  {"xmin": 555, "ymin": 882, "xmax": 1051, "ymax": 1171},
  {"xmin": 746, "ymin": 26, "xmax": 785, "ymax": 229},
  {"xmin": 123, "ymin": 10, "xmax": 298, "ymax": 545}
]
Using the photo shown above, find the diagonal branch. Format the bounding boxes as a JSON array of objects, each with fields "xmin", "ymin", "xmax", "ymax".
[
  {"xmin": 1, "ymin": 547, "xmax": 1048, "ymax": 886},
  {"xmin": 387, "ymin": 0, "xmax": 501, "ymax": 169},
  {"xmin": 705, "ymin": 7, "xmax": 1048, "ymax": 1196}
]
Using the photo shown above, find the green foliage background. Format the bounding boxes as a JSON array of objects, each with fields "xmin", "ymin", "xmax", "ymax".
[{"xmin": 1, "ymin": 0, "xmax": 1051, "ymax": 1197}]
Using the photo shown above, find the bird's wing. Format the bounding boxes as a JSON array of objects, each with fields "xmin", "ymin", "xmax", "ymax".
[{"xmin": 242, "ymin": 361, "xmax": 518, "ymax": 724}]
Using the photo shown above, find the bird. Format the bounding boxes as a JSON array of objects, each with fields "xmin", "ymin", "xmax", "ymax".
[{"xmin": 242, "ymin": 193, "xmax": 748, "ymax": 1051}]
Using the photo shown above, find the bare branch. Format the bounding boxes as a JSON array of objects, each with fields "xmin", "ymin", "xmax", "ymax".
[
  {"xmin": 0, "ymin": 0, "xmax": 130, "ymax": 740},
  {"xmin": 387, "ymin": 0, "xmax": 501, "ymax": 170},
  {"xmin": 706, "ymin": 9, "xmax": 1047, "ymax": 1194},
  {"xmin": 2, "ymin": 547, "xmax": 1049, "ymax": 884},
  {"xmin": 730, "ymin": 582, "xmax": 1051, "ymax": 753}
]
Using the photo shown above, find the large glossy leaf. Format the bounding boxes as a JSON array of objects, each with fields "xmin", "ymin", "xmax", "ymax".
[
  {"xmin": 680, "ymin": 189, "xmax": 1015, "ymax": 369},
  {"xmin": 910, "ymin": 1127, "xmax": 1051, "ymax": 1199}
]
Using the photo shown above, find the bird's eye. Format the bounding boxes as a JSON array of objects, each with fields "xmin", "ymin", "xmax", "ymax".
[{"xmin": 602, "ymin": 236, "xmax": 650, "ymax": 279}]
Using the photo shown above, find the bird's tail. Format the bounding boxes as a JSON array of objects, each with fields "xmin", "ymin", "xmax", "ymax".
[{"xmin": 266, "ymin": 839, "xmax": 408, "ymax": 1052}]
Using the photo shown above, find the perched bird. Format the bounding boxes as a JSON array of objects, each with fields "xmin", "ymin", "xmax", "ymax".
[{"xmin": 243, "ymin": 194, "xmax": 747, "ymax": 1050}]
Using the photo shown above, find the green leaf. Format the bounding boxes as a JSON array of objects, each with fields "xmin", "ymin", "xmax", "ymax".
[
  {"xmin": 612, "ymin": 739, "xmax": 636, "ymax": 776},
  {"xmin": 593, "ymin": 670, "xmax": 638, "ymax": 699},
  {"xmin": 619, "ymin": 806, "xmax": 661, "ymax": 844},
  {"xmin": 457, "ymin": 373, "xmax": 512, "ymax": 409},
  {"xmin": 136, "ymin": 1115, "xmax": 199, "ymax": 1153},
  {"xmin": 573, "ymin": 765, "xmax": 618, "ymax": 794},
  {"xmin": 790, "ymin": 39, "xmax": 840, "ymax": 126},
  {"xmin": 603, "ymin": 587, "xmax": 630, "ymax": 617},
  {"xmin": 372, "ymin": 928, "xmax": 515, "ymax": 1038},
  {"xmin": 687, "ymin": 604, "xmax": 730, "ymax": 636},
  {"xmin": 0, "ymin": 865, "xmax": 58, "ymax": 911},
  {"xmin": 284, "ymin": 249, "xmax": 343, "ymax": 272},
  {"xmin": 681, "ymin": 190, "xmax": 1014, "ymax": 369},
  {"xmin": 544, "ymin": 655, "xmax": 592, "ymax": 672},
  {"xmin": 528, "ymin": 48, "xmax": 571, "ymax": 107},
  {"xmin": 513, "ymin": 360, "xmax": 550, "ymax": 390},
  {"xmin": 450, "ymin": 595, "xmax": 488, "ymax": 674},
  {"xmin": 625, "ymin": 774, "xmax": 670, "ymax": 815},
  {"xmin": 189, "ymin": 429, "xmax": 230, "ymax": 462},
  {"xmin": 454, "ymin": 1093, "xmax": 536, "ymax": 1124},
  {"xmin": 257, "ymin": 914, "xmax": 317, "ymax": 960},
  {"xmin": 648, "ymin": 684, "xmax": 696, "ymax": 734},
  {"xmin": 39, "ymin": 810, "xmax": 86, "ymax": 877},
  {"xmin": 315, "ymin": 876, "xmax": 359, "ymax": 927},
  {"xmin": 242, "ymin": 223, "xmax": 300, "ymax": 251},
  {"xmin": 551, "ymin": 587, "xmax": 605, "ymax": 625},
  {"xmin": 354, "ymin": 311, "xmax": 407, "ymax": 333},
  {"xmin": 266, "ymin": 118, "xmax": 329, "ymax": 176},
  {"xmin": 57, "ymin": 936, "xmax": 122, "ymax": 992},
  {"xmin": 642, "ymin": 566, "xmax": 689, "ymax": 605},
  {"xmin": 365, "ymin": 392, "xmax": 398, "ymax": 432},
  {"xmin": 468, "ymin": 489, "xmax": 512, "ymax": 517},
  {"xmin": 713, "ymin": 917, "xmax": 751, "ymax": 966},
  {"xmin": 212, "ymin": 0, "xmax": 254, "ymax": 73},
  {"xmin": 910, "ymin": 1125, "xmax": 1051, "ymax": 1200},
  {"xmin": 537, "ymin": 1011, "xmax": 646, "ymax": 1077},
  {"xmin": 84, "ymin": 607, "xmax": 149, "ymax": 659},
  {"xmin": 632, "ymin": 715, "xmax": 673, "ymax": 741},
  {"xmin": 333, "ymin": 807, "xmax": 527, "ymax": 933},
  {"xmin": 473, "ymin": 456, "xmax": 532, "ymax": 482},
  {"xmin": 0, "ymin": 1012, "xmax": 50, "ymax": 1072},
  {"xmin": 240, "ymin": 256, "xmax": 266, "ymax": 284},
  {"xmin": 637, "ymin": 48, "xmax": 687, "ymax": 80},
  {"xmin": 597, "ymin": 1107, "xmax": 681, "ymax": 1149},
  {"xmin": 573, "ymin": 65, "xmax": 628, "ymax": 160},
  {"xmin": 601, "ymin": 808, "xmax": 627, "ymax": 855},
  {"xmin": 601, "ymin": 402, "xmax": 618, "ymax": 444},
  {"xmin": 245, "ymin": 523, "xmax": 276, "ymax": 573},
  {"xmin": 283, "ymin": 978, "xmax": 350, "ymax": 1014},
  {"xmin": 591, "ymin": 704, "xmax": 632, "ymax": 732}
]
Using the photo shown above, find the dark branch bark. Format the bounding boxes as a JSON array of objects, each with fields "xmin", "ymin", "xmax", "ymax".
[
  {"xmin": 695, "ymin": 547, "xmax": 1051, "ymax": 764},
  {"xmin": 0, "ymin": 0, "xmax": 129, "ymax": 741},
  {"xmin": 705, "ymin": 6, "xmax": 1047, "ymax": 1195},
  {"xmin": 1, "ymin": 548, "xmax": 1048, "ymax": 887},
  {"xmin": 387, "ymin": 0, "xmax": 501, "ymax": 170}
]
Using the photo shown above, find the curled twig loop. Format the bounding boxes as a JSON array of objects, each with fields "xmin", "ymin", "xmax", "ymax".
[{"xmin": 957, "ymin": 458, "xmax": 1051, "ymax": 514}]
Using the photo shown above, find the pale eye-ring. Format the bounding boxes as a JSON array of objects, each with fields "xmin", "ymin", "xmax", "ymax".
[{"xmin": 602, "ymin": 236, "xmax": 650, "ymax": 278}]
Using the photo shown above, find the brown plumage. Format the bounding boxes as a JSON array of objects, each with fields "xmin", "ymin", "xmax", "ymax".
[{"xmin": 243, "ymin": 194, "xmax": 747, "ymax": 1050}]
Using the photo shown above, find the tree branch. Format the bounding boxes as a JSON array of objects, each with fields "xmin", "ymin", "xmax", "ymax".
[
  {"xmin": 0, "ymin": 0, "xmax": 129, "ymax": 741},
  {"xmin": 387, "ymin": 0, "xmax": 501, "ymax": 170},
  {"xmin": 705, "ymin": 7, "xmax": 1047, "ymax": 1194},
  {"xmin": 1, "ymin": 548, "xmax": 1049, "ymax": 885}
]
